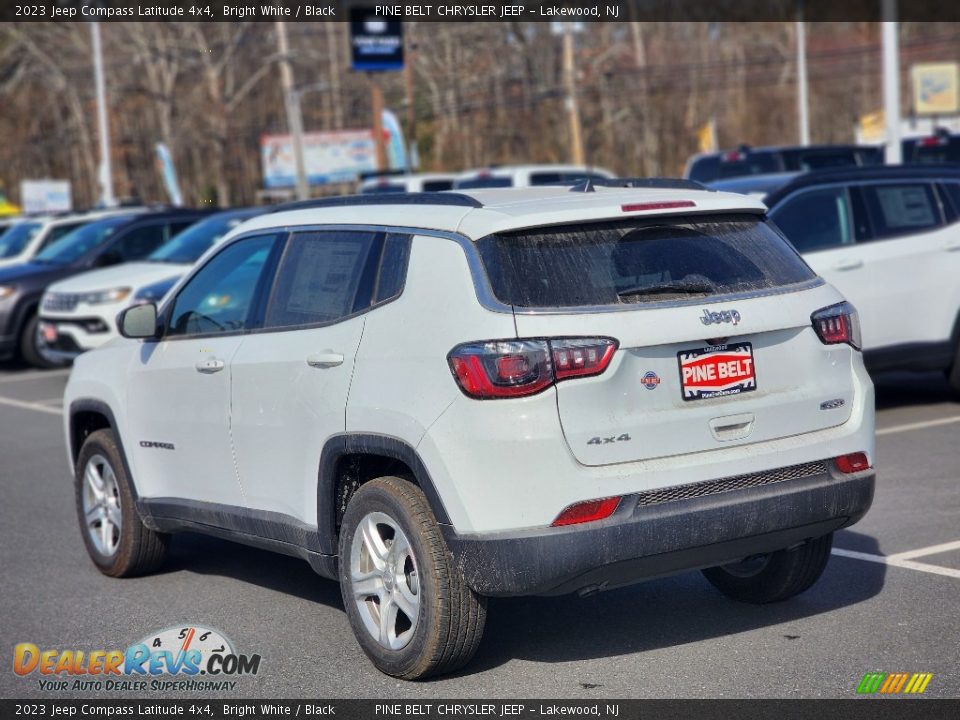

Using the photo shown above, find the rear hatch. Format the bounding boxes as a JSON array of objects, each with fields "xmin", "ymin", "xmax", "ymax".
[{"xmin": 475, "ymin": 212, "xmax": 857, "ymax": 466}]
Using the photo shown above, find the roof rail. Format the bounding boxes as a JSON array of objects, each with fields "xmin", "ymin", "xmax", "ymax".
[
  {"xmin": 568, "ymin": 177, "xmax": 711, "ymax": 193},
  {"xmin": 269, "ymin": 192, "xmax": 483, "ymax": 213}
]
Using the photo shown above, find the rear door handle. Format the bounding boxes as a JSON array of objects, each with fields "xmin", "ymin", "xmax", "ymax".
[
  {"xmin": 831, "ymin": 258, "xmax": 864, "ymax": 271},
  {"xmin": 945, "ymin": 239, "xmax": 960, "ymax": 252},
  {"xmin": 195, "ymin": 357, "xmax": 226, "ymax": 374},
  {"xmin": 307, "ymin": 352, "xmax": 344, "ymax": 368}
]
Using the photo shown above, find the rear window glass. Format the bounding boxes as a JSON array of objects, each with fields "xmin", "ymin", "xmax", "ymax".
[
  {"xmin": 422, "ymin": 180, "xmax": 454, "ymax": 192},
  {"xmin": 717, "ymin": 152, "xmax": 780, "ymax": 179},
  {"xmin": 904, "ymin": 138, "xmax": 960, "ymax": 164},
  {"xmin": 476, "ymin": 214, "xmax": 815, "ymax": 309},
  {"xmin": 455, "ymin": 176, "xmax": 513, "ymax": 189}
]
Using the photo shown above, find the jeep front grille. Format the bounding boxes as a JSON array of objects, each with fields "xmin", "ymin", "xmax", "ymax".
[
  {"xmin": 42, "ymin": 293, "xmax": 80, "ymax": 312},
  {"xmin": 635, "ymin": 460, "xmax": 829, "ymax": 508}
]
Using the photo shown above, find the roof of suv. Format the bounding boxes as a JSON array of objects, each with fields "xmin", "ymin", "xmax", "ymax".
[
  {"xmin": 763, "ymin": 164, "xmax": 960, "ymax": 206},
  {"xmin": 248, "ymin": 185, "xmax": 767, "ymax": 241}
]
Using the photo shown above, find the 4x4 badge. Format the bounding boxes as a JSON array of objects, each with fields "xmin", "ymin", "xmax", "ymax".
[{"xmin": 701, "ymin": 308, "xmax": 741, "ymax": 326}]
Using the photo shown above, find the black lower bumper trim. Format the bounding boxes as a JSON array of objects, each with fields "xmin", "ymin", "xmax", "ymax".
[{"xmin": 443, "ymin": 470, "xmax": 875, "ymax": 597}]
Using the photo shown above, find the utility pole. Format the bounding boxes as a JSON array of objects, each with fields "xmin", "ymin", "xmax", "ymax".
[
  {"xmin": 369, "ymin": 75, "xmax": 387, "ymax": 172},
  {"xmin": 403, "ymin": 37, "xmax": 417, "ymax": 173},
  {"xmin": 562, "ymin": 23, "xmax": 585, "ymax": 166},
  {"xmin": 882, "ymin": 0, "xmax": 902, "ymax": 163},
  {"xmin": 90, "ymin": 22, "xmax": 115, "ymax": 207},
  {"xmin": 276, "ymin": 21, "xmax": 309, "ymax": 200},
  {"xmin": 796, "ymin": 12, "xmax": 810, "ymax": 146}
]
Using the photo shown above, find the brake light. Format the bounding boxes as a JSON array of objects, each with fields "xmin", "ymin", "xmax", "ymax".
[
  {"xmin": 920, "ymin": 136, "xmax": 946, "ymax": 147},
  {"xmin": 812, "ymin": 301, "xmax": 861, "ymax": 350},
  {"xmin": 448, "ymin": 337, "xmax": 618, "ymax": 399},
  {"xmin": 722, "ymin": 151, "xmax": 746, "ymax": 162},
  {"xmin": 835, "ymin": 452, "xmax": 871, "ymax": 474},
  {"xmin": 552, "ymin": 497, "xmax": 622, "ymax": 527},
  {"xmin": 621, "ymin": 200, "xmax": 695, "ymax": 213}
]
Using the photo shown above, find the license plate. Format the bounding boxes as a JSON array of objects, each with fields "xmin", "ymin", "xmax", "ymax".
[
  {"xmin": 40, "ymin": 323, "xmax": 58, "ymax": 343},
  {"xmin": 678, "ymin": 342, "xmax": 757, "ymax": 401}
]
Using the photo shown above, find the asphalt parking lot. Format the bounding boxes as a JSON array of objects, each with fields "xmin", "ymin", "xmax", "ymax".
[{"xmin": 1, "ymin": 362, "xmax": 957, "ymax": 699}]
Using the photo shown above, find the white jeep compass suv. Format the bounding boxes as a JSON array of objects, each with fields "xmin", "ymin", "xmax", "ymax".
[{"xmin": 63, "ymin": 182, "xmax": 876, "ymax": 680}]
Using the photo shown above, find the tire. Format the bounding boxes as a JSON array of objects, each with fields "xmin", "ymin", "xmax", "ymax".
[
  {"xmin": 338, "ymin": 476, "xmax": 486, "ymax": 680},
  {"xmin": 75, "ymin": 429, "xmax": 169, "ymax": 577},
  {"xmin": 947, "ymin": 345, "xmax": 960, "ymax": 395},
  {"xmin": 19, "ymin": 313, "xmax": 59, "ymax": 369},
  {"xmin": 701, "ymin": 533, "xmax": 833, "ymax": 604}
]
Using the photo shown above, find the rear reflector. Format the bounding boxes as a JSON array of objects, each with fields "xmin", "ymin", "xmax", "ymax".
[
  {"xmin": 552, "ymin": 497, "xmax": 622, "ymax": 527},
  {"xmin": 621, "ymin": 200, "xmax": 695, "ymax": 213},
  {"xmin": 835, "ymin": 452, "xmax": 871, "ymax": 474}
]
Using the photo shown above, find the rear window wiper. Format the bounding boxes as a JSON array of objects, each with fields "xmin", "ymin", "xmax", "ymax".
[{"xmin": 617, "ymin": 279, "xmax": 716, "ymax": 298}]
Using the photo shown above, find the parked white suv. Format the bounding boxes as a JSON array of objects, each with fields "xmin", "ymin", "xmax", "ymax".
[
  {"xmin": 453, "ymin": 164, "xmax": 615, "ymax": 188},
  {"xmin": 64, "ymin": 183, "xmax": 875, "ymax": 680}
]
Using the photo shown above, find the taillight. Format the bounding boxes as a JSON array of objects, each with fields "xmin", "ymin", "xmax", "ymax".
[
  {"xmin": 812, "ymin": 301, "xmax": 861, "ymax": 350},
  {"xmin": 448, "ymin": 337, "xmax": 618, "ymax": 399},
  {"xmin": 835, "ymin": 452, "xmax": 871, "ymax": 474},
  {"xmin": 552, "ymin": 496, "xmax": 622, "ymax": 527}
]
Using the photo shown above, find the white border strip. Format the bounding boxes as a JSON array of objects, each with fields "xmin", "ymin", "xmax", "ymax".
[
  {"xmin": 832, "ymin": 547, "xmax": 960, "ymax": 580},
  {"xmin": 877, "ymin": 415, "xmax": 960, "ymax": 436},
  {"xmin": 0, "ymin": 396, "xmax": 64, "ymax": 416}
]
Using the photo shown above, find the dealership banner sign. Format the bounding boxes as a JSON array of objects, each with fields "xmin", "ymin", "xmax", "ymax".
[{"xmin": 261, "ymin": 130, "xmax": 380, "ymax": 188}]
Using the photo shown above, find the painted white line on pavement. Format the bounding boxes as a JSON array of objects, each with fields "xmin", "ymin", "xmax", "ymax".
[
  {"xmin": 888, "ymin": 539, "xmax": 960, "ymax": 561},
  {"xmin": 877, "ymin": 415, "xmax": 960, "ymax": 436},
  {"xmin": 0, "ymin": 395, "xmax": 64, "ymax": 417},
  {"xmin": 0, "ymin": 369, "xmax": 70, "ymax": 384},
  {"xmin": 34, "ymin": 398, "xmax": 65, "ymax": 406},
  {"xmin": 831, "ymin": 548, "xmax": 960, "ymax": 580}
]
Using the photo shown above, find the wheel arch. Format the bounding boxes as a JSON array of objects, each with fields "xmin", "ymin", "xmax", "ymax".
[
  {"xmin": 317, "ymin": 433, "xmax": 451, "ymax": 556},
  {"xmin": 67, "ymin": 400, "xmax": 139, "ymax": 500}
]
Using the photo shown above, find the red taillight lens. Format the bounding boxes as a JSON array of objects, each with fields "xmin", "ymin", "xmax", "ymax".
[
  {"xmin": 812, "ymin": 301, "xmax": 862, "ymax": 350},
  {"xmin": 449, "ymin": 341, "xmax": 552, "ymax": 399},
  {"xmin": 835, "ymin": 452, "xmax": 871, "ymax": 474},
  {"xmin": 552, "ymin": 497, "xmax": 622, "ymax": 527},
  {"xmin": 449, "ymin": 337, "xmax": 618, "ymax": 399}
]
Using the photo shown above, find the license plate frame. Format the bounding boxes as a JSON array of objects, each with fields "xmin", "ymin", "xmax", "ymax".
[{"xmin": 677, "ymin": 342, "xmax": 757, "ymax": 401}]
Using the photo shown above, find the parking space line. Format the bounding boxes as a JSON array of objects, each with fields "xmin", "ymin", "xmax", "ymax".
[
  {"xmin": 34, "ymin": 398, "xmax": 65, "ymax": 406},
  {"xmin": 877, "ymin": 415, "xmax": 960, "ymax": 436},
  {"xmin": 0, "ymin": 396, "xmax": 64, "ymax": 417},
  {"xmin": 888, "ymin": 539, "xmax": 960, "ymax": 561},
  {"xmin": 831, "ymin": 548, "xmax": 960, "ymax": 580},
  {"xmin": 0, "ymin": 369, "xmax": 70, "ymax": 384}
]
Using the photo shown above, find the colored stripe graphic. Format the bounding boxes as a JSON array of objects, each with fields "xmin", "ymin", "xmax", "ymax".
[{"xmin": 858, "ymin": 672, "xmax": 932, "ymax": 694}]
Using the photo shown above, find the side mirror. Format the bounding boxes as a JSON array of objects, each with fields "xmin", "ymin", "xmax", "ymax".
[{"xmin": 118, "ymin": 303, "xmax": 159, "ymax": 339}]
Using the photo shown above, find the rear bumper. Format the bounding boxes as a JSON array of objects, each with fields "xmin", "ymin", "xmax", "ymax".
[{"xmin": 443, "ymin": 465, "xmax": 874, "ymax": 597}]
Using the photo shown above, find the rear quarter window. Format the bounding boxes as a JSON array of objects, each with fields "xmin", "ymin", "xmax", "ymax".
[
  {"xmin": 861, "ymin": 183, "xmax": 942, "ymax": 240},
  {"xmin": 476, "ymin": 213, "xmax": 816, "ymax": 309}
]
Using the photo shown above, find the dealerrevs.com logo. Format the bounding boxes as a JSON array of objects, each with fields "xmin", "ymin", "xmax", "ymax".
[{"xmin": 14, "ymin": 625, "xmax": 262, "ymax": 692}]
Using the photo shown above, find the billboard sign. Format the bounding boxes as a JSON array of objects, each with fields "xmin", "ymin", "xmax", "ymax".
[
  {"xmin": 20, "ymin": 180, "xmax": 71, "ymax": 214},
  {"xmin": 350, "ymin": 10, "xmax": 404, "ymax": 71},
  {"xmin": 261, "ymin": 130, "xmax": 381, "ymax": 188},
  {"xmin": 912, "ymin": 63, "xmax": 959, "ymax": 116}
]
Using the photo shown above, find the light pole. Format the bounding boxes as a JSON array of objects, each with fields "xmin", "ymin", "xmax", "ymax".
[
  {"xmin": 882, "ymin": 0, "xmax": 902, "ymax": 163},
  {"xmin": 796, "ymin": 12, "xmax": 810, "ymax": 146},
  {"xmin": 90, "ymin": 22, "xmax": 115, "ymax": 207}
]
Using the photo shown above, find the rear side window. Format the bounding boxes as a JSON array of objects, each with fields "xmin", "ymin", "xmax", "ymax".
[
  {"xmin": 861, "ymin": 183, "xmax": 941, "ymax": 240},
  {"xmin": 455, "ymin": 176, "xmax": 513, "ymax": 189},
  {"xmin": 769, "ymin": 187, "xmax": 853, "ymax": 253},
  {"xmin": 45, "ymin": 222, "xmax": 84, "ymax": 247},
  {"xmin": 110, "ymin": 223, "xmax": 169, "ymax": 261},
  {"xmin": 476, "ymin": 213, "xmax": 815, "ymax": 309},
  {"xmin": 265, "ymin": 230, "xmax": 378, "ymax": 328},
  {"xmin": 940, "ymin": 183, "xmax": 960, "ymax": 221}
]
